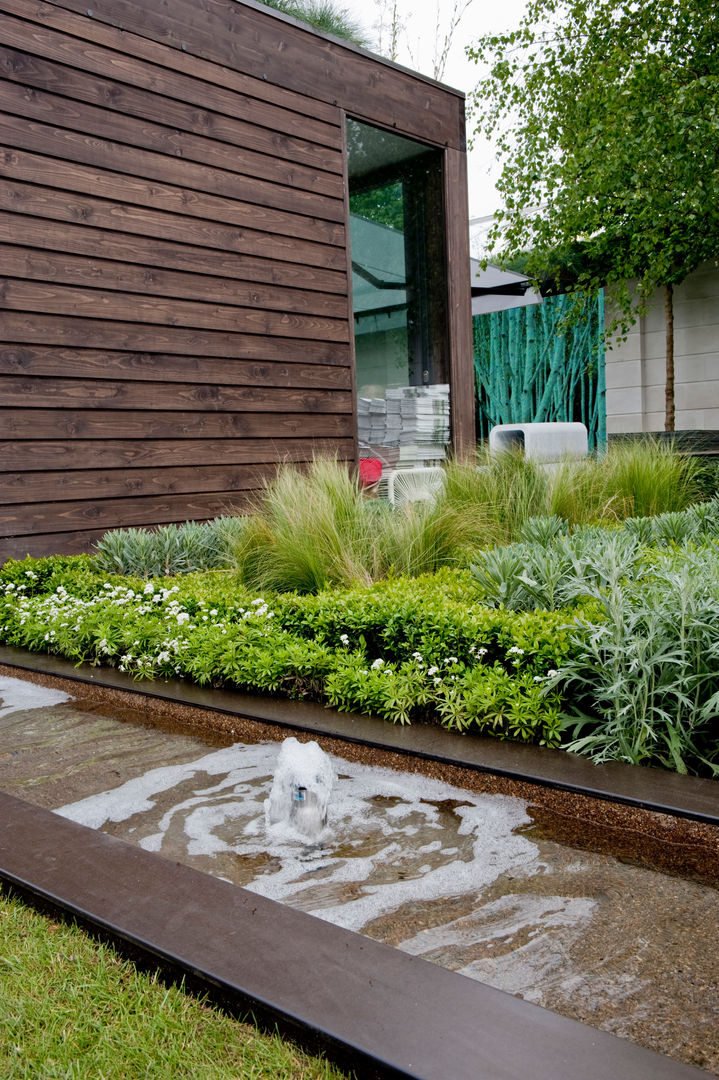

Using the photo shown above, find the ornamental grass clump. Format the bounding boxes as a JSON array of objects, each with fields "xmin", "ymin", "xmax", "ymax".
[
  {"xmin": 441, "ymin": 448, "xmax": 549, "ymax": 544},
  {"xmin": 548, "ymin": 438, "xmax": 699, "ymax": 525},
  {"xmin": 229, "ymin": 457, "xmax": 493, "ymax": 592}
]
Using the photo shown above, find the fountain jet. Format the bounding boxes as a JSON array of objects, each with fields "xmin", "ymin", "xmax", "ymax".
[{"xmin": 266, "ymin": 737, "xmax": 335, "ymax": 841}]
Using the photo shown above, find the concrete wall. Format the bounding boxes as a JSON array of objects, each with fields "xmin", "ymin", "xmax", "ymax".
[{"xmin": 604, "ymin": 260, "xmax": 719, "ymax": 434}]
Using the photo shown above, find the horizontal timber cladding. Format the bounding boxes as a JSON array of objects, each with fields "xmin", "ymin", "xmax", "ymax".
[
  {"xmin": 0, "ymin": 438, "xmax": 356, "ymax": 473},
  {"xmin": 0, "ymin": 0, "xmax": 471, "ymax": 559},
  {"xmin": 2, "ymin": 489, "xmax": 267, "ymax": 539},
  {"xmin": 0, "ymin": 378, "xmax": 352, "ymax": 412},
  {"xmin": 1, "ymin": 347, "xmax": 353, "ymax": 389},
  {"xmin": 21, "ymin": 0, "xmax": 466, "ymax": 148}
]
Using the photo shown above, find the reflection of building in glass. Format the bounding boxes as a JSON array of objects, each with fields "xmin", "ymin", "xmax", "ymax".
[{"xmin": 347, "ymin": 120, "xmax": 450, "ymax": 469}]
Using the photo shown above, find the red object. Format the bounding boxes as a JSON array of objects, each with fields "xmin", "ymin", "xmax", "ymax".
[{"xmin": 359, "ymin": 458, "xmax": 383, "ymax": 486}]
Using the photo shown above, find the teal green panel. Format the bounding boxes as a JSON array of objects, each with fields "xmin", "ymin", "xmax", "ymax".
[{"xmin": 473, "ymin": 291, "xmax": 606, "ymax": 450}]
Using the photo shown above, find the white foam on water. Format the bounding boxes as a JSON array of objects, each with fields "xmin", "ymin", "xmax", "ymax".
[
  {"xmin": 396, "ymin": 891, "xmax": 599, "ymax": 1003},
  {"xmin": 56, "ymin": 742, "xmax": 278, "ymax": 829},
  {"xmin": 0, "ymin": 675, "xmax": 71, "ymax": 718},
  {"xmin": 56, "ymin": 739, "xmax": 543, "ymax": 933}
]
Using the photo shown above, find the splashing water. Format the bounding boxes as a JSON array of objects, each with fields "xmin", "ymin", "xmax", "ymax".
[{"xmin": 266, "ymin": 737, "xmax": 335, "ymax": 842}]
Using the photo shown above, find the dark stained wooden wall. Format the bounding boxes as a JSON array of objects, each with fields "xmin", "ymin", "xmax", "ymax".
[{"xmin": 0, "ymin": 0, "xmax": 473, "ymax": 560}]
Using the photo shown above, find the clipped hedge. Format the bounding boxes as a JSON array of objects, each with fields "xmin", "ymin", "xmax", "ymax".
[{"xmin": 0, "ymin": 556, "xmax": 571, "ymax": 747}]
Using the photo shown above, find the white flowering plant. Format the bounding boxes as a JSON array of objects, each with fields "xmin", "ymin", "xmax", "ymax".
[{"xmin": 0, "ymin": 555, "xmax": 573, "ymax": 746}]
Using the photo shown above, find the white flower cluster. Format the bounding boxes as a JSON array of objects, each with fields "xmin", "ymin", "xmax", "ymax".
[
  {"xmin": 533, "ymin": 668, "xmax": 560, "ymax": 683},
  {"xmin": 0, "ymin": 578, "xmax": 276, "ymax": 677}
]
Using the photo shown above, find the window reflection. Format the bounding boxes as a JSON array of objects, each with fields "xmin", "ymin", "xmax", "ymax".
[{"xmin": 347, "ymin": 119, "xmax": 449, "ymax": 470}]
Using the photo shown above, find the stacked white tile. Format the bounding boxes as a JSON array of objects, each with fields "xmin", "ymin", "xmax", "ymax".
[
  {"xmin": 394, "ymin": 384, "xmax": 450, "ymax": 467},
  {"xmin": 357, "ymin": 396, "xmax": 388, "ymax": 446}
]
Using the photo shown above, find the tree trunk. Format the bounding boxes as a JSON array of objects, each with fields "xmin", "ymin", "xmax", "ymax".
[{"xmin": 665, "ymin": 283, "xmax": 675, "ymax": 432}]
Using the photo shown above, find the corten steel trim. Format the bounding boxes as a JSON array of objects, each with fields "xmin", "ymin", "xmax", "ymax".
[
  {"xmin": 0, "ymin": 791, "xmax": 708, "ymax": 1080},
  {"xmin": 1, "ymin": 646, "xmax": 718, "ymax": 826}
]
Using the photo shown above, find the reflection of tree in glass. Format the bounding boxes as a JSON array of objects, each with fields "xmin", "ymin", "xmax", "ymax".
[{"xmin": 350, "ymin": 183, "xmax": 404, "ymax": 231}]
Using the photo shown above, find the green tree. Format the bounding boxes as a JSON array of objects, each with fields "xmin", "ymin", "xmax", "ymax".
[{"xmin": 468, "ymin": 0, "xmax": 719, "ymax": 431}]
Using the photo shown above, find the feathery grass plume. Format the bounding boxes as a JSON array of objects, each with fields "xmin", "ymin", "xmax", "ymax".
[
  {"xmin": 442, "ymin": 447, "xmax": 549, "ymax": 545},
  {"xmin": 227, "ymin": 457, "xmax": 490, "ymax": 592},
  {"xmin": 230, "ymin": 458, "xmax": 376, "ymax": 592},
  {"xmin": 547, "ymin": 456, "xmax": 625, "ymax": 525},
  {"xmin": 595, "ymin": 436, "xmax": 699, "ymax": 518}
]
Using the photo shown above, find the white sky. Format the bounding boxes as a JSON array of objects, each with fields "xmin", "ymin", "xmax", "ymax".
[{"xmin": 340, "ymin": 0, "xmax": 529, "ymax": 230}]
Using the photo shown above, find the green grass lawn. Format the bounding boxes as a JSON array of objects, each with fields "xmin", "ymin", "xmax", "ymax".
[{"xmin": 0, "ymin": 889, "xmax": 348, "ymax": 1080}]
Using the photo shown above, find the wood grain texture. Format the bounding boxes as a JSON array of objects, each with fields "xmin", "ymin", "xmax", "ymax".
[
  {"xmin": 0, "ymin": 9, "xmax": 342, "ymax": 158},
  {"xmin": 0, "ymin": 239, "xmax": 349, "ymax": 319},
  {"xmin": 0, "ymin": 375, "xmax": 352, "ymax": 413},
  {"xmin": 0, "ymin": 462, "xmax": 279, "ymax": 504},
  {"xmin": 0, "ymin": 437, "xmax": 354, "ymax": 471},
  {"xmin": 0, "ymin": 278, "xmax": 349, "ymax": 342},
  {"xmin": 0, "ymin": 110, "xmax": 345, "ymax": 243},
  {"xmin": 1, "ymin": 527, "xmax": 115, "ymax": 560},
  {"xmin": 0, "ymin": 162, "xmax": 346, "ymax": 272},
  {"xmin": 0, "ymin": 0, "xmax": 342, "ymax": 133},
  {"xmin": 42, "ymin": 0, "xmax": 465, "ymax": 148},
  {"xmin": 0, "ymin": 313, "xmax": 350, "ymax": 366},
  {"xmin": 0, "ymin": 409, "xmax": 354, "ymax": 439},
  {"xmin": 0, "ymin": 43, "xmax": 343, "ymax": 195},
  {"xmin": 0, "ymin": 346, "xmax": 352, "ymax": 388},
  {"xmin": 0, "ymin": 195, "xmax": 347, "ymax": 291},
  {"xmin": 1, "ymin": 490, "xmax": 259, "ymax": 536}
]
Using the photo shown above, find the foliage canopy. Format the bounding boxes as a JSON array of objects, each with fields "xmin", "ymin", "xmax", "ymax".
[{"xmin": 468, "ymin": 0, "xmax": 719, "ymax": 323}]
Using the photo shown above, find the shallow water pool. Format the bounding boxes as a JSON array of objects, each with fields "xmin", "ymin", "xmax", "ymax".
[{"xmin": 1, "ymin": 674, "xmax": 718, "ymax": 1073}]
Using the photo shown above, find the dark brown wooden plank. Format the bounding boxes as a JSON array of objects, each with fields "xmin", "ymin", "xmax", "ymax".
[
  {"xmin": 0, "ymin": 110, "xmax": 345, "ymax": 241},
  {"xmin": 0, "ymin": 462, "xmax": 280, "ymax": 504},
  {"xmin": 1, "ymin": 526, "xmax": 112, "ymax": 559},
  {"xmin": 43, "ymin": 0, "xmax": 466, "ymax": 149},
  {"xmin": 0, "ymin": 408, "xmax": 354, "ymax": 439},
  {"xmin": 0, "ymin": 240, "xmax": 349, "ymax": 320},
  {"xmin": 0, "ymin": 0, "xmax": 342, "ymax": 136},
  {"xmin": 0, "ymin": 9, "xmax": 342, "ymax": 164},
  {"xmin": 0, "ymin": 375, "xmax": 352, "ymax": 413},
  {"xmin": 0, "ymin": 313, "xmax": 350, "ymax": 366},
  {"xmin": 0, "ymin": 199, "xmax": 346, "ymax": 293},
  {"xmin": 0, "ymin": 278, "xmax": 349, "ymax": 343},
  {"xmin": 0, "ymin": 346, "xmax": 352, "ymax": 389},
  {"xmin": 0, "ymin": 437, "xmax": 354, "ymax": 471},
  {"xmin": 339, "ymin": 113, "xmax": 359, "ymax": 469},
  {"xmin": 0, "ymin": 490, "xmax": 259, "ymax": 536},
  {"xmin": 0, "ymin": 75, "xmax": 343, "ymax": 218},
  {"xmin": 443, "ymin": 146, "xmax": 475, "ymax": 456},
  {"xmin": 0, "ymin": 162, "xmax": 346, "ymax": 272},
  {"xmin": 0, "ymin": 39, "xmax": 342, "ymax": 190}
]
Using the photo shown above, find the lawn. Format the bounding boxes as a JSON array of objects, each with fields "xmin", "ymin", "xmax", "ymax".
[{"xmin": 0, "ymin": 888, "xmax": 346, "ymax": 1080}]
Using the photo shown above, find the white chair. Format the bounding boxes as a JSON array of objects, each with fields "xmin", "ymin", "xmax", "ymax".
[{"xmin": 385, "ymin": 467, "xmax": 446, "ymax": 506}]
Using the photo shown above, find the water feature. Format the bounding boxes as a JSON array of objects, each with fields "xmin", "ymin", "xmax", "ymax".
[
  {"xmin": 1, "ymin": 673, "xmax": 718, "ymax": 1073},
  {"xmin": 266, "ymin": 737, "xmax": 335, "ymax": 842}
]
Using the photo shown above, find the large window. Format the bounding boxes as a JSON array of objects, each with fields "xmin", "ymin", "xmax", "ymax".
[{"xmin": 347, "ymin": 119, "xmax": 450, "ymax": 469}]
